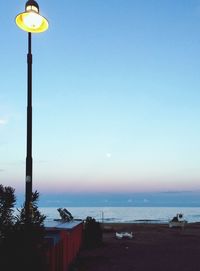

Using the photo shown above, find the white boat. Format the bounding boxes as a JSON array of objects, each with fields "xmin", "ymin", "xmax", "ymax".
[
  {"xmin": 115, "ymin": 232, "xmax": 133, "ymax": 239},
  {"xmin": 169, "ymin": 213, "xmax": 187, "ymax": 228}
]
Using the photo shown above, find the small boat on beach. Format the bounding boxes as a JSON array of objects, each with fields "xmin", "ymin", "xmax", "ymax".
[
  {"xmin": 169, "ymin": 213, "xmax": 187, "ymax": 228},
  {"xmin": 116, "ymin": 232, "xmax": 133, "ymax": 239}
]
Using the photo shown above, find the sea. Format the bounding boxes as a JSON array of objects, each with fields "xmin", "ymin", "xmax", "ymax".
[
  {"xmin": 40, "ymin": 207, "xmax": 200, "ymax": 224},
  {"xmin": 16, "ymin": 191, "xmax": 200, "ymax": 224}
]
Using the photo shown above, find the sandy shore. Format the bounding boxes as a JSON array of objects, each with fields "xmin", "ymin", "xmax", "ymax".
[{"xmin": 72, "ymin": 222, "xmax": 200, "ymax": 271}]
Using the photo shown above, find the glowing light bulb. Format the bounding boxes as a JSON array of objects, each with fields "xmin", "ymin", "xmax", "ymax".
[{"xmin": 23, "ymin": 12, "xmax": 43, "ymax": 29}]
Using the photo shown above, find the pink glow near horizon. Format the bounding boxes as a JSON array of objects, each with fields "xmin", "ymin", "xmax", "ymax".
[
  {"xmin": 29, "ymin": 176, "xmax": 200, "ymax": 194},
  {"xmin": 2, "ymin": 171, "xmax": 200, "ymax": 194}
]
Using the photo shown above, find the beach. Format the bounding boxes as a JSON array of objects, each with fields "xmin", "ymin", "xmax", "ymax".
[{"xmin": 72, "ymin": 222, "xmax": 200, "ymax": 271}]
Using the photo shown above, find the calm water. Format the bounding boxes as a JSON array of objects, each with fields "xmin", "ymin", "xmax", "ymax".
[{"xmin": 40, "ymin": 207, "xmax": 200, "ymax": 224}]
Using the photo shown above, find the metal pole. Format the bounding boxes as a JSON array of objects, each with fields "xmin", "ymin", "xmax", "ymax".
[{"xmin": 25, "ymin": 32, "xmax": 33, "ymax": 224}]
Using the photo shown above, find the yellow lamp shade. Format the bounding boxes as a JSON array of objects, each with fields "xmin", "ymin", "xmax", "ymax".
[{"xmin": 16, "ymin": 11, "xmax": 48, "ymax": 33}]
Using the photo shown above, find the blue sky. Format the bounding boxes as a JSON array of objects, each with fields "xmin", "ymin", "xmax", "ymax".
[{"xmin": 1, "ymin": 0, "xmax": 200, "ymax": 195}]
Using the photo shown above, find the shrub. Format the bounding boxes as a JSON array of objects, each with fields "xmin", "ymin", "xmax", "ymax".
[
  {"xmin": 0, "ymin": 186, "xmax": 47, "ymax": 271},
  {"xmin": 0, "ymin": 185, "xmax": 16, "ymax": 240},
  {"xmin": 83, "ymin": 216, "xmax": 102, "ymax": 248}
]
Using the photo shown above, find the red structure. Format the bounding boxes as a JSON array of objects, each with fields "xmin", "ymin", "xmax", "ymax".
[{"xmin": 44, "ymin": 221, "xmax": 83, "ymax": 271}]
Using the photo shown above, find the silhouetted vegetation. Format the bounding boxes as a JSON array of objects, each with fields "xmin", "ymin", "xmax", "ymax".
[
  {"xmin": 0, "ymin": 185, "xmax": 16, "ymax": 240},
  {"xmin": 0, "ymin": 185, "xmax": 47, "ymax": 271},
  {"xmin": 83, "ymin": 216, "xmax": 102, "ymax": 248}
]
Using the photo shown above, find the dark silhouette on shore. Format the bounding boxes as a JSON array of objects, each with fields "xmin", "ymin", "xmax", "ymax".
[{"xmin": 57, "ymin": 207, "xmax": 74, "ymax": 221}]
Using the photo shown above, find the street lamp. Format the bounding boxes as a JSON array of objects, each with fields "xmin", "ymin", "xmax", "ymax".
[{"xmin": 16, "ymin": 0, "xmax": 48, "ymax": 223}]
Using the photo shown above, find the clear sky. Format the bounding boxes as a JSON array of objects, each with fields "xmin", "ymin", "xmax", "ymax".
[{"xmin": 1, "ymin": 0, "xmax": 200, "ymax": 195}]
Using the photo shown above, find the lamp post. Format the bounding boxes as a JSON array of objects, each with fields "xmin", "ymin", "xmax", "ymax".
[{"xmin": 16, "ymin": 0, "xmax": 48, "ymax": 224}]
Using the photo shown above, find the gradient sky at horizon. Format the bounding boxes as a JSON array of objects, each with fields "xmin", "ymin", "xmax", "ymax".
[{"xmin": 1, "ymin": 0, "xmax": 200, "ymax": 195}]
